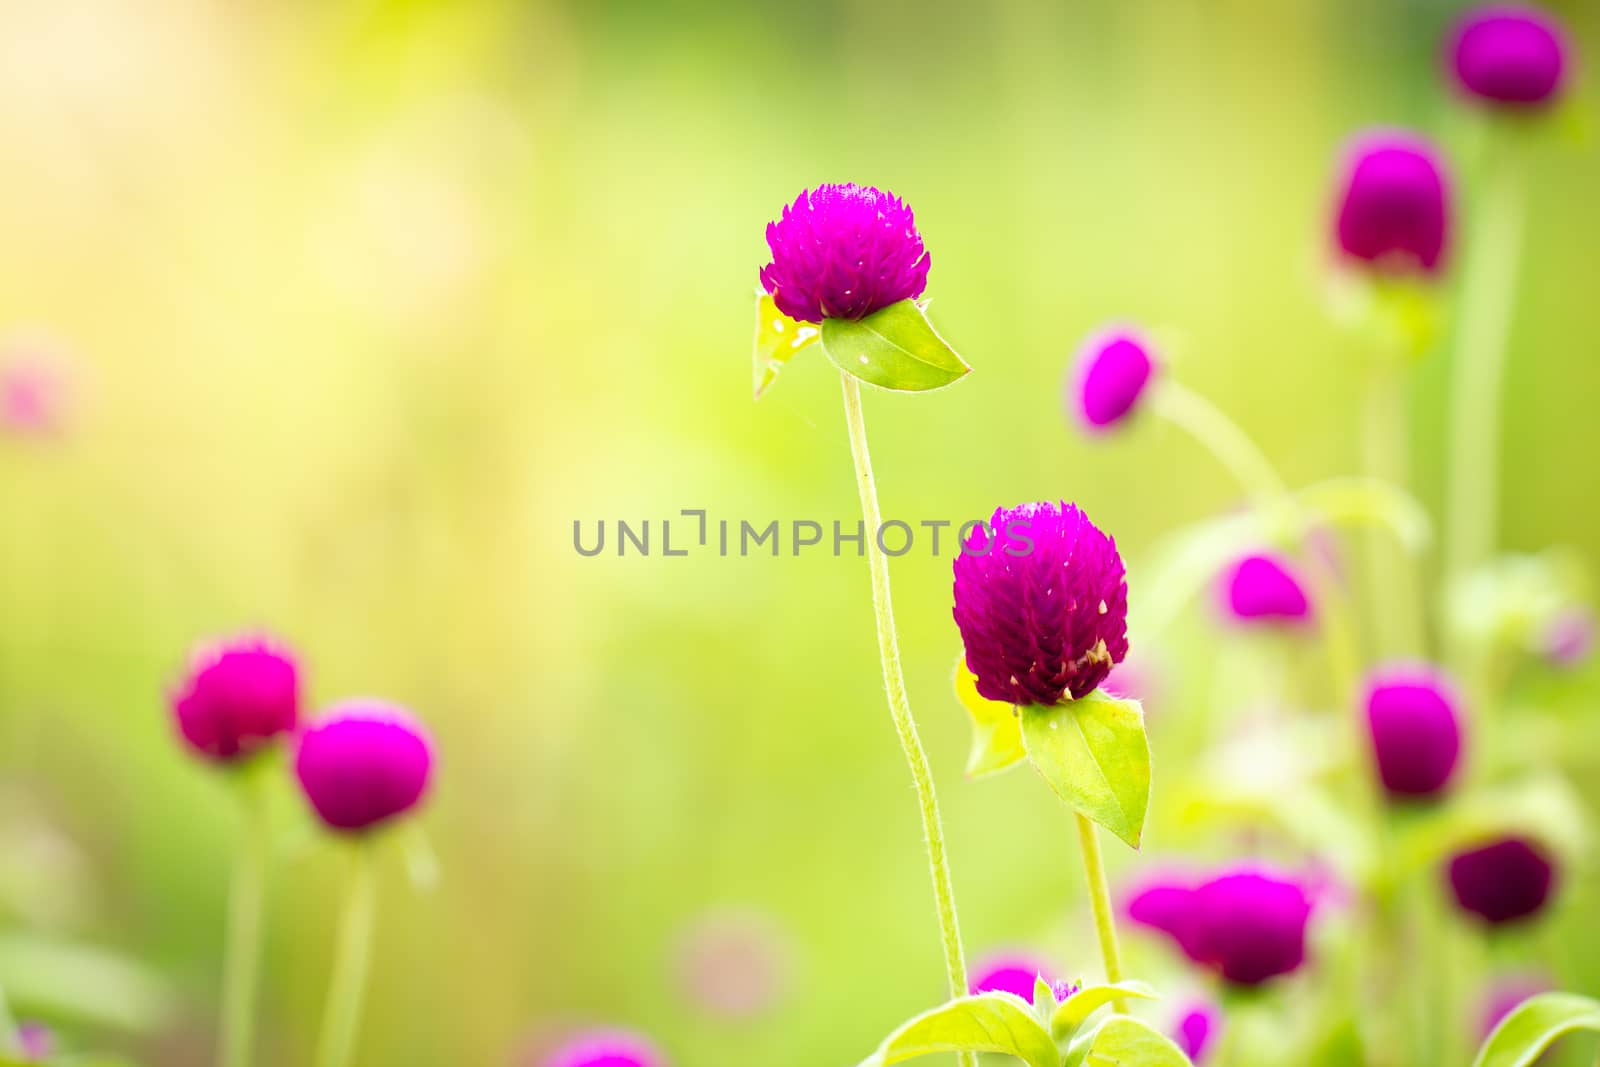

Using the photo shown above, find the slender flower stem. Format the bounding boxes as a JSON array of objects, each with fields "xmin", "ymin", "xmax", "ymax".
[
  {"xmin": 1073, "ymin": 813, "xmax": 1127, "ymax": 1010},
  {"xmin": 1444, "ymin": 139, "xmax": 1525, "ymax": 649},
  {"xmin": 839, "ymin": 373, "xmax": 973, "ymax": 1039},
  {"xmin": 315, "ymin": 842, "xmax": 378, "ymax": 1067},
  {"xmin": 219, "ymin": 767, "xmax": 272, "ymax": 1067},
  {"xmin": 1361, "ymin": 367, "xmax": 1424, "ymax": 657}
]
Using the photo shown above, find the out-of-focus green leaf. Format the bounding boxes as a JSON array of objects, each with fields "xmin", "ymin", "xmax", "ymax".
[
  {"xmin": 1309, "ymin": 1014, "xmax": 1366, "ymax": 1067},
  {"xmin": 1294, "ymin": 477, "xmax": 1432, "ymax": 554},
  {"xmin": 1471, "ymin": 991, "xmax": 1600, "ymax": 1067},
  {"xmin": 1070, "ymin": 1015, "xmax": 1193, "ymax": 1067},
  {"xmin": 821, "ymin": 299, "xmax": 970, "ymax": 392},
  {"xmin": 0, "ymin": 934, "xmax": 173, "ymax": 1032},
  {"xmin": 1050, "ymin": 981, "xmax": 1159, "ymax": 1038},
  {"xmin": 853, "ymin": 992, "xmax": 1059, "ymax": 1067},
  {"xmin": 954, "ymin": 654, "xmax": 1025, "ymax": 779},
  {"xmin": 1021, "ymin": 691, "xmax": 1150, "ymax": 849},
  {"xmin": 752, "ymin": 291, "xmax": 820, "ymax": 399}
]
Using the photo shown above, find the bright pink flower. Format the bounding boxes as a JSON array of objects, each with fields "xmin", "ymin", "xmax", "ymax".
[
  {"xmin": 1219, "ymin": 552, "xmax": 1313, "ymax": 626},
  {"xmin": 759, "ymin": 184, "xmax": 930, "ymax": 323},
  {"xmin": 1127, "ymin": 868, "xmax": 1315, "ymax": 987},
  {"xmin": 294, "ymin": 701, "xmax": 434, "ymax": 833},
  {"xmin": 1070, "ymin": 328, "xmax": 1157, "ymax": 432},
  {"xmin": 545, "ymin": 1029, "xmax": 666, "ymax": 1067},
  {"xmin": 969, "ymin": 952, "xmax": 1055, "ymax": 1000},
  {"xmin": 1363, "ymin": 662, "xmax": 1464, "ymax": 801},
  {"xmin": 1448, "ymin": 5, "xmax": 1571, "ymax": 109},
  {"xmin": 1332, "ymin": 131, "xmax": 1451, "ymax": 277},
  {"xmin": 170, "ymin": 634, "xmax": 301, "ymax": 763}
]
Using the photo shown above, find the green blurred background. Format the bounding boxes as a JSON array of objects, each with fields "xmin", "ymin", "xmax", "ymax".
[{"xmin": 0, "ymin": 0, "xmax": 1597, "ymax": 1063}]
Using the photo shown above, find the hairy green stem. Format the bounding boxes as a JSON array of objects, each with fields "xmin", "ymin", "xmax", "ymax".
[
  {"xmin": 219, "ymin": 768, "xmax": 271, "ymax": 1067},
  {"xmin": 315, "ymin": 843, "xmax": 377, "ymax": 1067},
  {"xmin": 839, "ymin": 373, "xmax": 974, "ymax": 1049},
  {"xmin": 1444, "ymin": 142, "xmax": 1525, "ymax": 641},
  {"xmin": 1074, "ymin": 813, "xmax": 1127, "ymax": 1011}
]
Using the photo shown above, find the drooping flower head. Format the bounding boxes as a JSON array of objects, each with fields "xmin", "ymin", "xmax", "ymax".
[
  {"xmin": 759, "ymin": 184, "xmax": 930, "ymax": 324},
  {"xmin": 1172, "ymin": 1002, "xmax": 1220, "ymax": 1063},
  {"xmin": 1332, "ymin": 131, "xmax": 1452, "ymax": 278},
  {"xmin": 1069, "ymin": 328, "xmax": 1157, "ymax": 433},
  {"xmin": 1127, "ymin": 868, "xmax": 1315, "ymax": 987},
  {"xmin": 545, "ymin": 1029, "xmax": 666, "ymax": 1067},
  {"xmin": 1447, "ymin": 836, "xmax": 1558, "ymax": 926},
  {"xmin": 1218, "ymin": 552, "xmax": 1314, "ymax": 626},
  {"xmin": 170, "ymin": 634, "xmax": 301, "ymax": 763},
  {"xmin": 294, "ymin": 701, "xmax": 434, "ymax": 833},
  {"xmin": 1362, "ymin": 662, "xmax": 1465, "ymax": 801},
  {"xmin": 1448, "ymin": 6, "xmax": 1571, "ymax": 109},
  {"xmin": 969, "ymin": 951, "xmax": 1056, "ymax": 1000},
  {"xmin": 953, "ymin": 502, "xmax": 1129, "ymax": 706}
]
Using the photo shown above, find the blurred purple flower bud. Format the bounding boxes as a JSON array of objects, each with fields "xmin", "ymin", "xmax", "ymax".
[
  {"xmin": 1363, "ymin": 662, "xmax": 1464, "ymax": 801},
  {"xmin": 1447, "ymin": 836, "xmax": 1557, "ymax": 927},
  {"xmin": 170, "ymin": 634, "xmax": 301, "ymax": 764},
  {"xmin": 1070, "ymin": 328, "xmax": 1157, "ymax": 433},
  {"xmin": 1333, "ymin": 131, "xmax": 1451, "ymax": 277},
  {"xmin": 953, "ymin": 502, "xmax": 1129, "ymax": 706},
  {"xmin": 1127, "ymin": 868, "xmax": 1314, "ymax": 988},
  {"xmin": 545, "ymin": 1029, "xmax": 666, "ymax": 1067},
  {"xmin": 759, "ymin": 184, "xmax": 930, "ymax": 324},
  {"xmin": 1172, "ymin": 1001, "xmax": 1220, "ymax": 1063},
  {"xmin": 1218, "ymin": 552, "xmax": 1313, "ymax": 626},
  {"xmin": 968, "ymin": 952, "xmax": 1055, "ymax": 999},
  {"xmin": 1449, "ymin": 6, "xmax": 1571, "ymax": 109},
  {"xmin": 294, "ymin": 701, "xmax": 434, "ymax": 833}
]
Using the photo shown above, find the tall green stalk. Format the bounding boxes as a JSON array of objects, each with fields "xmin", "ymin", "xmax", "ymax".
[
  {"xmin": 839, "ymin": 373, "xmax": 974, "ymax": 1055},
  {"xmin": 315, "ymin": 843, "xmax": 378, "ymax": 1067},
  {"xmin": 1074, "ymin": 813, "xmax": 1127, "ymax": 1012},
  {"xmin": 219, "ymin": 767, "xmax": 272, "ymax": 1067}
]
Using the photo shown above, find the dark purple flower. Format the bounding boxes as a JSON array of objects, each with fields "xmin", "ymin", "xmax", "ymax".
[
  {"xmin": 1363, "ymin": 662, "xmax": 1464, "ymax": 801},
  {"xmin": 1448, "ymin": 6, "xmax": 1571, "ymax": 109},
  {"xmin": 1127, "ymin": 868, "xmax": 1314, "ymax": 987},
  {"xmin": 170, "ymin": 634, "xmax": 301, "ymax": 763},
  {"xmin": 1219, "ymin": 552, "xmax": 1313, "ymax": 625},
  {"xmin": 545, "ymin": 1030, "xmax": 665, "ymax": 1067},
  {"xmin": 758, "ymin": 184, "xmax": 930, "ymax": 324},
  {"xmin": 968, "ymin": 952, "xmax": 1055, "ymax": 1000},
  {"xmin": 294, "ymin": 701, "xmax": 434, "ymax": 833},
  {"xmin": 1541, "ymin": 606, "xmax": 1595, "ymax": 668},
  {"xmin": 1333, "ymin": 131, "xmax": 1451, "ymax": 277},
  {"xmin": 1070, "ymin": 328, "xmax": 1157, "ymax": 432},
  {"xmin": 952, "ymin": 502, "xmax": 1129, "ymax": 706},
  {"xmin": 1173, "ymin": 1002, "xmax": 1220, "ymax": 1063},
  {"xmin": 1447, "ymin": 836, "xmax": 1557, "ymax": 926}
]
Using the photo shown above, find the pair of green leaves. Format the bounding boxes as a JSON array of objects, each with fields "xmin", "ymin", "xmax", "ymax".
[
  {"xmin": 752, "ymin": 293, "xmax": 970, "ymax": 397},
  {"xmin": 956, "ymin": 659, "xmax": 1151, "ymax": 850},
  {"xmin": 855, "ymin": 981, "xmax": 1184, "ymax": 1067}
]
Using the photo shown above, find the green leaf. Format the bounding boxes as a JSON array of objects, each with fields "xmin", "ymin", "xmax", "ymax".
[
  {"xmin": 820, "ymin": 299, "xmax": 971, "ymax": 392},
  {"xmin": 854, "ymin": 992, "xmax": 1059, "ymax": 1067},
  {"xmin": 0, "ymin": 933, "xmax": 173, "ymax": 1032},
  {"xmin": 1472, "ymin": 992, "xmax": 1600, "ymax": 1067},
  {"xmin": 1080, "ymin": 1015, "xmax": 1194, "ymax": 1067},
  {"xmin": 1051, "ymin": 981, "xmax": 1159, "ymax": 1039},
  {"xmin": 752, "ymin": 291, "xmax": 819, "ymax": 399},
  {"xmin": 954, "ymin": 654, "xmax": 1025, "ymax": 778},
  {"xmin": 1021, "ymin": 690, "xmax": 1151, "ymax": 849}
]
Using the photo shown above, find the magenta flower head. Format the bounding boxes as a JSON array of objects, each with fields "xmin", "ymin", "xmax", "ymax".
[
  {"xmin": 169, "ymin": 634, "xmax": 301, "ymax": 764},
  {"xmin": 1447, "ymin": 836, "xmax": 1558, "ymax": 927},
  {"xmin": 1128, "ymin": 868, "xmax": 1314, "ymax": 987},
  {"xmin": 969, "ymin": 952, "xmax": 1055, "ymax": 1000},
  {"xmin": 952, "ymin": 502, "xmax": 1129, "ymax": 706},
  {"xmin": 1070, "ymin": 327, "xmax": 1157, "ymax": 433},
  {"xmin": 1173, "ymin": 1002, "xmax": 1220, "ymax": 1063},
  {"xmin": 1332, "ymin": 131, "xmax": 1452, "ymax": 278},
  {"xmin": 759, "ymin": 183, "xmax": 930, "ymax": 324},
  {"xmin": 1218, "ymin": 552, "xmax": 1313, "ymax": 626},
  {"xmin": 294, "ymin": 701, "xmax": 434, "ymax": 833},
  {"xmin": 545, "ymin": 1029, "xmax": 665, "ymax": 1067},
  {"xmin": 1363, "ymin": 662, "xmax": 1465, "ymax": 802},
  {"xmin": 1448, "ymin": 6, "xmax": 1571, "ymax": 110}
]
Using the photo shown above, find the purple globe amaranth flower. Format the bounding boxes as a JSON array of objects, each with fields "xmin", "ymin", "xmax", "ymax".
[
  {"xmin": 170, "ymin": 634, "xmax": 301, "ymax": 763},
  {"xmin": 952, "ymin": 502, "xmax": 1129, "ymax": 706},
  {"xmin": 1449, "ymin": 6, "xmax": 1571, "ymax": 109},
  {"xmin": 1070, "ymin": 328, "xmax": 1157, "ymax": 432},
  {"xmin": 759, "ymin": 183, "xmax": 930, "ymax": 324},
  {"xmin": 1173, "ymin": 1002, "xmax": 1220, "ymax": 1063},
  {"xmin": 1363, "ymin": 662, "xmax": 1465, "ymax": 801},
  {"xmin": 1127, "ymin": 868, "xmax": 1314, "ymax": 987},
  {"xmin": 294, "ymin": 701, "xmax": 434, "ymax": 833},
  {"xmin": 1333, "ymin": 131, "xmax": 1452, "ymax": 277},
  {"xmin": 1219, "ymin": 552, "xmax": 1313, "ymax": 626},
  {"xmin": 969, "ymin": 952, "xmax": 1056, "ymax": 1000},
  {"xmin": 1447, "ymin": 836, "xmax": 1558, "ymax": 927},
  {"xmin": 545, "ymin": 1029, "xmax": 666, "ymax": 1067}
]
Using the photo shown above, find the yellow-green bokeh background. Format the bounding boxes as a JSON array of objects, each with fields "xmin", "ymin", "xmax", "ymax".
[{"xmin": 1, "ymin": 1, "xmax": 1597, "ymax": 1063}]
